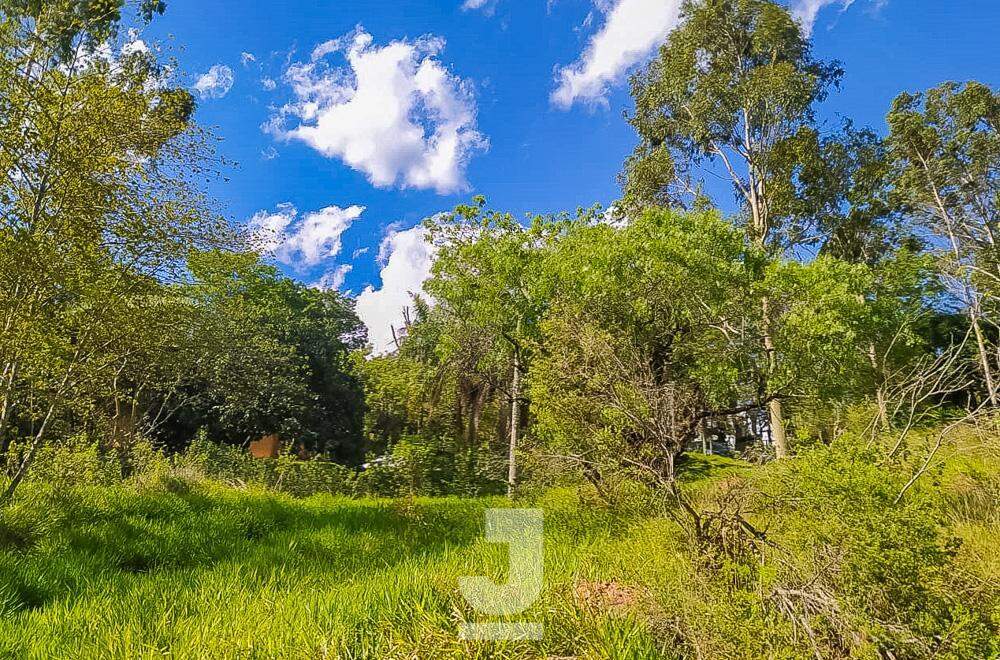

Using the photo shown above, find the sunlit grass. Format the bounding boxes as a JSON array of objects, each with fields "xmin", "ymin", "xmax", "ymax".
[
  {"xmin": 1, "ymin": 442, "xmax": 997, "ymax": 658},
  {"xmin": 0, "ymin": 481, "xmax": 681, "ymax": 658}
]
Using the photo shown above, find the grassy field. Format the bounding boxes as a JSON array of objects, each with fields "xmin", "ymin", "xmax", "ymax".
[
  {"xmin": 0, "ymin": 447, "xmax": 997, "ymax": 659},
  {"xmin": 0, "ymin": 481, "xmax": 687, "ymax": 658}
]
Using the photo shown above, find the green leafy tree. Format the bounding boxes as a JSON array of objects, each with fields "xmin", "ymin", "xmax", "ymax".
[
  {"xmin": 530, "ymin": 209, "xmax": 764, "ymax": 484},
  {"xmin": 164, "ymin": 250, "xmax": 367, "ymax": 463},
  {"xmin": 769, "ymin": 122, "xmax": 900, "ymax": 263},
  {"xmin": 424, "ymin": 198, "xmax": 554, "ymax": 492},
  {"xmin": 887, "ymin": 81, "xmax": 1000, "ymax": 405},
  {"xmin": 624, "ymin": 0, "xmax": 844, "ymax": 455},
  {"xmin": 0, "ymin": 1, "xmax": 220, "ymax": 501}
]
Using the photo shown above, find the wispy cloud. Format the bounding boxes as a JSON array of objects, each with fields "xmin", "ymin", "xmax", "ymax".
[
  {"xmin": 247, "ymin": 203, "xmax": 363, "ymax": 268},
  {"xmin": 461, "ymin": 0, "xmax": 499, "ymax": 14},
  {"xmin": 788, "ymin": 0, "xmax": 886, "ymax": 36},
  {"xmin": 314, "ymin": 264, "xmax": 353, "ymax": 291},
  {"xmin": 552, "ymin": 0, "xmax": 683, "ymax": 109}
]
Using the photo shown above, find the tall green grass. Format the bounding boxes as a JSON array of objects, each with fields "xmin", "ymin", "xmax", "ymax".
[
  {"xmin": 0, "ymin": 479, "xmax": 681, "ymax": 658},
  {"xmin": 0, "ymin": 446, "xmax": 997, "ymax": 658}
]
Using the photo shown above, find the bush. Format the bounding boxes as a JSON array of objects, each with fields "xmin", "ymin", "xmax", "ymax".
[
  {"xmin": 351, "ymin": 460, "xmax": 402, "ymax": 497},
  {"xmin": 176, "ymin": 433, "xmax": 355, "ymax": 498},
  {"xmin": 272, "ymin": 458, "xmax": 353, "ymax": 497},
  {"xmin": 753, "ymin": 441, "xmax": 998, "ymax": 658},
  {"xmin": 351, "ymin": 433, "xmax": 507, "ymax": 498},
  {"xmin": 3, "ymin": 434, "xmax": 175, "ymax": 489},
  {"xmin": 2, "ymin": 428, "xmax": 511, "ymax": 501},
  {"xmin": 4, "ymin": 434, "xmax": 117, "ymax": 487}
]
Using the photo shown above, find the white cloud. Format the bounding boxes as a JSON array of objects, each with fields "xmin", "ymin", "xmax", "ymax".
[
  {"xmin": 462, "ymin": 0, "xmax": 498, "ymax": 13},
  {"xmin": 241, "ymin": 51, "xmax": 257, "ymax": 67},
  {"xmin": 122, "ymin": 39, "xmax": 149, "ymax": 57},
  {"xmin": 552, "ymin": 0, "xmax": 683, "ymax": 109},
  {"xmin": 267, "ymin": 28, "xmax": 488, "ymax": 194},
  {"xmin": 193, "ymin": 64, "xmax": 235, "ymax": 99},
  {"xmin": 247, "ymin": 203, "xmax": 363, "ymax": 268},
  {"xmin": 355, "ymin": 225, "xmax": 437, "ymax": 355},
  {"xmin": 261, "ymin": 77, "xmax": 277, "ymax": 91},
  {"xmin": 314, "ymin": 264, "xmax": 353, "ymax": 291},
  {"xmin": 788, "ymin": 0, "xmax": 885, "ymax": 36},
  {"xmin": 121, "ymin": 28, "xmax": 150, "ymax": 57}
]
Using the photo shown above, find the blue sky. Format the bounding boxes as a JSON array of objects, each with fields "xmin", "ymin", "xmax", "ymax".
[{"xmin": 135, "ymin": 0, "xmax": 1000, "ymax": 351}]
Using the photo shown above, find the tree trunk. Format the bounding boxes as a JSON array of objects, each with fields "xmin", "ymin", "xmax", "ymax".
[
  {"xmin": 466, "ymin": 384, "xmax": 486, "ymax": 481},
  {"xmin": 761, "ymin": 296, "xmax": 789, "ymax": 458},
  {"xmin": 0, "ymin": 360, "xmax": 17, "ymax": 457},
  {"xmin": 768, "ymin": 398, "xmax": 788, "ymax": 458},
  {"xmin": 1, "ymin": 402, "xmax": 55, "ymax": 504},
  {"xmin": 747, "ymin": 165, "xmax": 788, "ymax": 457},
  {"xmin": 507, "ymin": 353, "xmax": 521, "ymax": 495},
  {"xmin": 928, "ymin": 174, "xmax": 999, "ymax": 408},
  {"xmin": 868, "ymin": 342, "xmax": 890, "ymax": 430},
  {"xmin": 969, "ymin": 307, "xmax": 999, "ymax": 407}
]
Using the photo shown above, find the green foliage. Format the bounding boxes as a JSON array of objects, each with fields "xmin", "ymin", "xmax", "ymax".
[
  {"xmin": 0, "ymin": 0, "xmax": 997, "ymax": 654},
  {"xmin": 173, "ymin": 434, "xmax": 356, "ymax": 497},
  {"xmin": 763, "ymin": 255, "xmax": 873, "ymax": 402},
  {"xmin": 0, "ymin": 0, "xmax": 222, "ymax": 498},
  {"xmin": 887, "ymin": 82, "xmax": 999, "ymax": 251},
  {"xmin": 358, "ymin": 349, "xmax": 443, "ymax": 453},
  {"xmin": 168, "ymin": 250, "xmax": 367, "ymax": 462},
  {"xmin": 626, "ymin": 0, "xmax": 842, "ymax": 246},
  {"xmin": 0, "ymin": 0, "xmax": 167, "ymax": 57},
  {"xmin": 887, "ymin": 81, "xmax": 1000, "ymax": 402},
  {"xmin": 530, "ymin": 208, "xmax": 762, "ymax": 482},
  {"xmin": 0, "ymin": 429, "xmax": 995, "ymax": 658},
  {"xmin": 771, "ymin": 122, "xmax": 902, "ymax": 262},
  {"xmin": 751, "ymin": 441, "xmax": 998, "ymax": 657},
  {"xmin": 425, "ymin": 197, "xmax": 553, "ymax": 354},
  {"xmin": 5, "ymin": 434, "xmax": 119, "ymax": 487}
]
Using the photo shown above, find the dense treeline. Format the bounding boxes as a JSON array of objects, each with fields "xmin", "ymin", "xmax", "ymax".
[
  {"xmin": 0, "ymin": 0, "xmax": 997, "ymax": 501},
  {"xmin": 367, "ymin": 0, "xmax": 1000, "ymax": 498},
  {"xmin": 0, "ymin": 0, "xmax": 366, "ymax": 502}
]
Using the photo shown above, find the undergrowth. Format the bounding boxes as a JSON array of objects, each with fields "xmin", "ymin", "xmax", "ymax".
[{"xmin": 0, "ymin": 429, "xmax": 996, "ymax": 658}]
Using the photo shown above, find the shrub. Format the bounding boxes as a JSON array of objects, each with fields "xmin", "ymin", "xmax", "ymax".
[
  {"xmin": 2, "ymin": 434, "xmax": 175, "ymax": 489},
  {"xmin": 754, "ymin": 441, "xmax": 998, "ymax": 658},
  {"xmin": 352, "ymin": 433, "xmax": 507, "ymax": 498},
  {"xmin": 174, "ymin": 433, "xmax": 356, "ymax": 498},
  {"xmin": 273, "ymin": 457, "xmax": 353, "ymax": 497},
  {"xmin": 5, "ymin": 434, "xmax": 116, "ymax": 487},
  {"xmin": 351, "ymin": 459, "xmax": 402, "ymax": 497}
]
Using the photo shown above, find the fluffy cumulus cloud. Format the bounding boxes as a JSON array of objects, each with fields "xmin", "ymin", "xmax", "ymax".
[
  {"xmin": 355, "ymin": 225, "xmax": 437, "ymax": 355},
  {"xmin": 247, "ymin": 203, "xmax": 363, "ymax": 268},
  {"xmin": 267, "ymin": 29, "xmax": 487, "ymax": 194},
  {"xmin": 552, "ymin": 0, "xmax": 683, "ymax": 109},
  {"xmin": 193, "ymin": 64, "xmax": 234, "ymax": 99}
]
